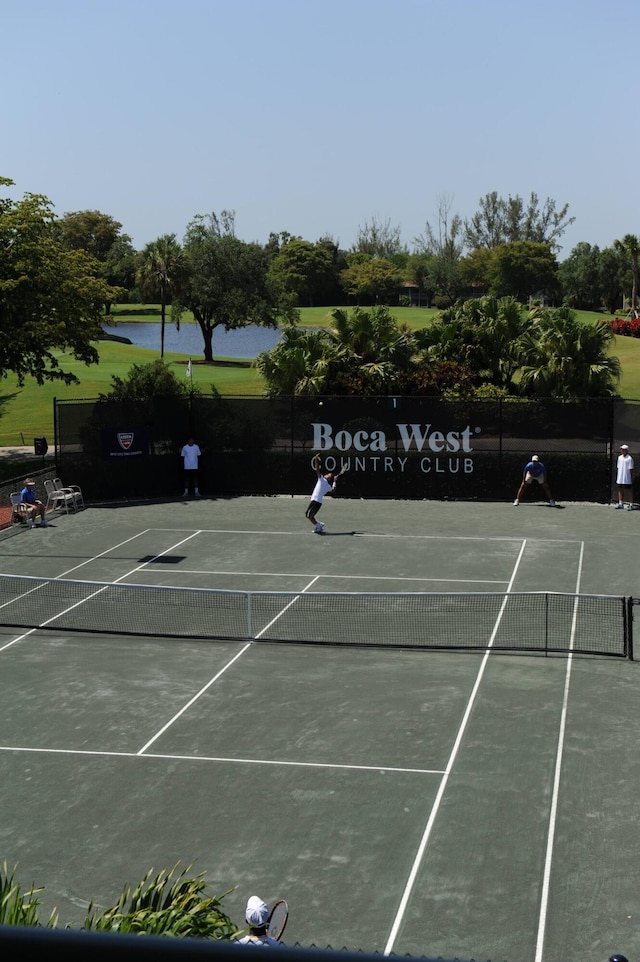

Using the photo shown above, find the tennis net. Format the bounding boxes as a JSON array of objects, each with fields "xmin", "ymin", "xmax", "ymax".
[{"xmin": 0, "ymin": 573, "xmax": 631, "ymax": 658}]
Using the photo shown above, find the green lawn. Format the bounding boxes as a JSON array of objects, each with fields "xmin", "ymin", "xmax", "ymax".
[
  {"xmin": 0, "ymin": 341, "xmax": 265, "ymax": 447},
  {"xmin": 1, "ymin": 307, "xmax": 639, "ymax": 447}
]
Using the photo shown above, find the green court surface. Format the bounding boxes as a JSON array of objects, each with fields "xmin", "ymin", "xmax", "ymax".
[{"xmin": 0, "ymin": 496, "xmax": 639, "ymax": 962}]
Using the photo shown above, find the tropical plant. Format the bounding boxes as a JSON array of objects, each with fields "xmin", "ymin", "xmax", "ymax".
[
  {"xmin": 81, "ymin": 864, "xmax": 239, "ymax": 938},
  {"xmin": 519, "ymin": 307, "xmax": 621, "ymax": 398},
  {"xmin": 415, "ymin": 296, "xmax": 526, "ymax": 391},
  {"xmin": 326, "ymin": 305, "xmax": 414, "ymax": 394},
  {"xmin": 0, "ymin": 861, "xmax": 58, "ymax": 928},
  {"xmin": 255, "ymin": 326, "xmax": 332, "ymax": 395},
  {"xmin": 136, "ymin": 234, "xmax": 185, "ymax": 357},
  {"xmin": 256, "ymin": 305, "xmax": 415, "ymax": 396}
]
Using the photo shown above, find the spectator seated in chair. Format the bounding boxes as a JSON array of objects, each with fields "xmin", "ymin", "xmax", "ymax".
[{"xmin": 20, "ymin": 478, "xmax": 48, "ymax": 527}]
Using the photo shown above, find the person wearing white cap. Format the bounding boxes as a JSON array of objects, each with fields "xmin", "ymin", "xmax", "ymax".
[
  {"xmin": 19, "ymin": 477, "xmax": 48, "ymax": 527},
  {"xmin": 513, "ymin": 455, "xmax": 556, "ymax": 507},
  {"xmin": 615, "ymin": 444, "xmax": 634, "ymax": 509},
  {"xmin": 235, "ymin": 896, "xmax": 282, "ymax": 947}
]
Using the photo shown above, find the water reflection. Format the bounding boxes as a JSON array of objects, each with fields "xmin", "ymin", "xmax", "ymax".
[{"xmin": 102, "ymin": 322, "xmax": 282, "ymax": 359}]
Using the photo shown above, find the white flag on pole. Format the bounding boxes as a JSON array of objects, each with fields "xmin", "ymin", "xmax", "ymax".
[{"xmin": 186, "ymin": 359, "xmax": 192, "ymax": 378}]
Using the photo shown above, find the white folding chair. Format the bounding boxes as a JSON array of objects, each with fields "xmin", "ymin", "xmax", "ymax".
[
  {"xmin": 10, "ymin": 492, "xmax": 27, "ymax": 525},
  {"xmin": 44, "ymin": 478, "xmax": 75, "ymax": 514},
  {"xmin": 54, "ymin": 478, "xmax": 84, "ymax": 511}
]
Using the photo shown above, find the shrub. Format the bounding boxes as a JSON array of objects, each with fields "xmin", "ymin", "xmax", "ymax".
[
  {"xmin": 609, "ymin": 316, "xmax": 640, "ymax": 338},
  {"xmin": 0, "ymin": 861, "xmax": 238, "ymax": 939},
  {"xmin": 0, "ymin": 861, "xmax": 58, "ymax": 927}
]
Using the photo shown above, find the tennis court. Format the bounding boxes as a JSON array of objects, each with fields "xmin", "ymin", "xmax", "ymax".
[{"xmin": 1, "ymin": 495, "xmax": 639, "ymax": 962}]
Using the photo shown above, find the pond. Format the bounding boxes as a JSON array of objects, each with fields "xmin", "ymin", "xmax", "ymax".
[{"xmin": 101, "ymin": 322, "xmax": 282, "ymax": 359}]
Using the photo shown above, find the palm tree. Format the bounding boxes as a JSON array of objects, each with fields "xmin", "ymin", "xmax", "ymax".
[
  {"xmin": 136, "ymin": 234, "xmax": 185, "ymax": 357},
  {"xmin": 326, "ymin": 306, "xmax": 414, "ymax": 394},
  {"xmin": 519, "ymin": 307, "xmax": 621, "ymax": 398},
  {"xmin": 613, "ymin": 233, "xmax": 640, "ymax": 317},
  {"xmin": 255, "ymin": 327, "xmax": 333, "ymax": 395},
  {"xmin": 416, "ymin": 296, "xmax": 526, "ymax": 391}
]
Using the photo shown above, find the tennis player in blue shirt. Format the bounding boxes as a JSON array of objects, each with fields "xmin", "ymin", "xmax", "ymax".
[{"xmin": 513, "ymin": 455, "xmax": 556, "ymax": 507}]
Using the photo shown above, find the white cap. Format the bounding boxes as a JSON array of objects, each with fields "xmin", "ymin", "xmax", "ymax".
[
  {"xmin": 245, "ymin": 896, "xmax": 269, "ymax": 927},
  {"xmin": 531, "ymin": 455, "xmax": 539, "ymax": 461},
  {"xmin": 621, "ymin": 444, "xmax": 629, "ymax": 450}
]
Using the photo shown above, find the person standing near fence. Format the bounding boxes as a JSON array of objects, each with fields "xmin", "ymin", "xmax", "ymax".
[
  {"xmin": 513, "ymin": 455, "xmax": 556, "ymax": 507},
  {"xmin": 615, "ymin": 443, "xmax": 634, "ymax": 509},
  {"xmin": 180, "ymin": 436, "xmax": 202, "ymax": 497}
]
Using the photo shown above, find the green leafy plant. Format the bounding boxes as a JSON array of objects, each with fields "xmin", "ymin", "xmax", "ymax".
[
  {"xmin": 0, "ymin": 861, "xmax": 58, "ymax": 928},
  {"xmin": 81, "ymin": 863, "xmax": 239, "ymax": 939},
  {"xmin": 0, "ymin": 860, "xmax": 237, "ymax": 939}
]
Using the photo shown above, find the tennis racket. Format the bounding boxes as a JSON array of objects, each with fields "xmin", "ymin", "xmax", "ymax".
[
  {"xmin": 335, "ymin": 463, "xmax": 350, "ymax": 480},
  {"xmin": 267, "ymin": 899, "xmax": 289, "ymax": 941}
]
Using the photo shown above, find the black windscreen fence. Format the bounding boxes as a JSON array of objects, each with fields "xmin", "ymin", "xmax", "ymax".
[{"xmin": 54, "ymin": 395, "xmax": 640, "ymax": 502}]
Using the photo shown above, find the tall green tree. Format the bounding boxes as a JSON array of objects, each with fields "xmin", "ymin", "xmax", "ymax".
[
  {"xmin": 179, "ymin": 211, "xmax": 298, "ymax": 362},
  {"xmin": 486, "ymin": 241, "xmax": 559, "ymax": 302},
  {"xmin": 464, "ymin": 191, "xmax": 574, "ymax": 252},
  {"xmin": 0, "ymin": 177, "xmax": 121, "ymax": 385},
  {"xmin": 354, "ymin": 216, "xmax": 405, "ymax": 258},
  {"xmin": 558, "ymin": 242, "xmax": 603, "ymax": 311},
  {"xmin": 404, "ymin": 252, "xmax": 436, "ymax": 306},
  {"xmin": 339, "ymin": 257, "xmax": 403, "ymax": 305},
  {"xmin": 598, "ymin": 246, "xmax": 627, "ymax": 314},
  {"xmin": 268, "ymin": 238, "xmax": 335, "ymax": 307},
  {"xmin": 136, "ymin": 234, "xmax": 185, "ymax": 357},
  {"xmin": 613, "ymin": 233, "xmax": 640, "ymax": 315},
  {"xmin": 413, "ymin": 193, "xmax": 464, "ymax": 306},
  {"xmin": 56, "ymin": 209, "xmax": 134, "ymax": 311}
]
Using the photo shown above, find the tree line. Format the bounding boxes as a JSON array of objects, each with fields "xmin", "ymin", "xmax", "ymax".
[{"xmin": 1, "ymin": 175, "xmax": 638, "ymax": 398}]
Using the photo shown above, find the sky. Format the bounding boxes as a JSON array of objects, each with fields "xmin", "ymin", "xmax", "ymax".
[{"xmin": 3, "ymin": 0, "xmax": 638, "ymax": 260}]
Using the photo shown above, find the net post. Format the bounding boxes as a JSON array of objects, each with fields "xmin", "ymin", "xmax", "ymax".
[
  {"xmin": 544, "ymin": 592, "xmax": 549, "ymax": 656},
  {"xmin": 627, "ymin": 597, "xmax": 636, "ymax": 660}
]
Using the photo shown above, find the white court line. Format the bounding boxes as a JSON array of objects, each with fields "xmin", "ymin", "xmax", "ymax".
[
  {"xmin": 533, "ymin": 541, "xmax": 584, "ymax": 962},
  {"xmin": 0, "ymin": 743, "xmax": 444, "ymax": 776},
  {"xmin": 136, "ymin": 644, "xmax": 252, "ymax": 754},
  {"xmin": 254, "ymin": 575, "xmax": 320, "ymax": 639},
  {"xmin": 136, "ymin": 575, "xmax": 321, "ymax": 751},
  {"xmin": 133, "ymin": 567, "xmax": 511, "ymax": 585},
  {"xmin": 0, "ymin": 530, "xmax": 201, "ymax": 652},
  {"xmin": 383, "ymin": 538, "xmax": 529, "ymax": 956},
  {"xmin": 137, "ymin": 527, "xmax": 585, "ymax": 545}
]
